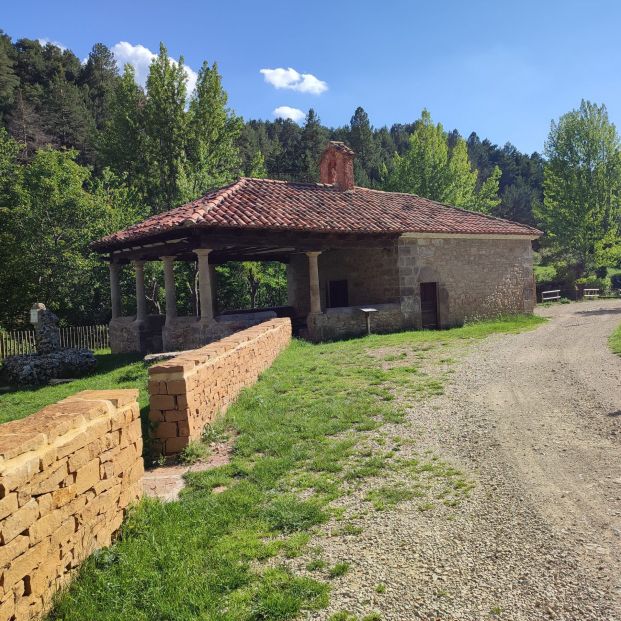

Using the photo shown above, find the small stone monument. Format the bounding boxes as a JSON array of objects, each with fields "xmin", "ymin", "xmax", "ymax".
[
  {"xmin": 31, "ymin": 303, "xmax": 61, "ymax": 354},
  {"xmin": 1, "ymin": 303, "xmax": 97, "ymax": 386}
]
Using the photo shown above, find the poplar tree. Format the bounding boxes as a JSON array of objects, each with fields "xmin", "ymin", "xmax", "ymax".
[
  {"xmin": 186, "ymin": 60, "xmax": 241, "ymax": 196},
  {"xmin": 537, "ymin": 100, "xmax": 621, "ymax": 277},
  {"xmin": 144, "ymin": 43, "xmax": 188, "ymax": 213},
  {"xmin": 387, "ymin": 109, "xmax": 500, "ymax": 212}
]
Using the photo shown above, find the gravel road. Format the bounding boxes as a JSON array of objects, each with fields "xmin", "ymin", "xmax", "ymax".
[{"xmin": 303, "ymin": 300, "xmax": 621, "ymax": 621}]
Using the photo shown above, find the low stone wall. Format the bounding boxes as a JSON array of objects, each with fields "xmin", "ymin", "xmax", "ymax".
[
  {"xmin": 109, "ymin": 315, "xmax": 164, "ymax": 354},
  {"xmin": 149, "ymin": 318, "xmax": 292, "ymax": 456},
  {"xmin": 0, "ymin": 390, "xmax": 143, "ymax": 621},
  {"xmin": 307, "ymin": 303, "xmax": 405, "ymax": 342}
]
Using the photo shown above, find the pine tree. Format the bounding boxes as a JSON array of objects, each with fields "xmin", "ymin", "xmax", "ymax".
[
  {"xmin": 298, "ymin": 108, "xmax": 326, "ymax": 182},
  {"xmin": 349, "ymin": 106, "xmax": 379, "ymax": 186},
  {"xmin": 144, "ymin": 43, "xmax": 188, "ymax": 213},
  {"xmin": 0, "ymin": 31, "xmax": 19, "ymax": 121},
  {"xmin": 185, "ymin": 60, "xmax": 241, "ymax": 197},
  {"xmin": 80, "ymin": 43, "xmax": 118, "ymax": 130}
]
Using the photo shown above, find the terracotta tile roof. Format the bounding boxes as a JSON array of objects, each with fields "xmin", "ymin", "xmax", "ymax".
[{"xmin": 93, "ymin": 177, "xmax": 541, "ymax": 250}]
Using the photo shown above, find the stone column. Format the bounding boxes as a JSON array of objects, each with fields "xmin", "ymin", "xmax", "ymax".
[
  {"xmin": 132, "ymin": 260, "xmax": 147, "ymax": 322},
  {"xmin": 306, "ymin": 251, "xmax": 322, "ymax": 314},
  {"xmin": 109, "ymin": 262, "xmax": 121, "ymax": 320},
  {"xmin": 194, "ymin": 249, "xmax": 214, "ymax": 321},
  {"xmin": 161, "ymin": 256, "xmax": 177, "ymax": 324}
]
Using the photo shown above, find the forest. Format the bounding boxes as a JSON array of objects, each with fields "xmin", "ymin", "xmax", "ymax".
[{"xmin": 1, "ymin": 32, "xmax": 619, "ymax": 329}]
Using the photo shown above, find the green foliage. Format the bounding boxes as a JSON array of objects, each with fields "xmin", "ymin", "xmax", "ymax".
[
  {"xmin": 185, "ymin": 60, "xmax": 242, "ymax": 195},
  {"xmin": 537, "ymin": 100, "xmax": 621, "ymax": 278},
  {"xmin": 215, "ymin": 261, "xmax": 287, "ymax": 312},
  {"xmin": 386, "ymin": 110, "xmax": 500, "ymax": 212},
  {"xmin": 0, "ymin": 143, "xmax": 143, "ymax": 327},
  {"xmin": 144, "ymin": 43, "xmax": 188, "ymax": 213}
]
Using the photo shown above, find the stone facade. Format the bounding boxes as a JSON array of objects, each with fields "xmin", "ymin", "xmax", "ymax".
[
  {"xmin": 307, "ymin": 303, "xmax": 405, "ymax": 342},
  {"xmin": 109, "ymin": 315, "xmax": 164, "ymax": 354},
  {"xmin": 0, "ymin": 389, "xmax": 143, "ymax": 621},
  {"xmin": 161, "ymin": 312, "xmax": 277, "ymax": 352},
  {"xmin": 287, "ymin": 245, "xmax": 400, "ymax": 319},
  {"xmin": 397, "ymin": 235, "xmax": 536, "ymax": 328},
  {"xmin": 148, "ymin": 318, "xmax": 291, "ymax": 456}
]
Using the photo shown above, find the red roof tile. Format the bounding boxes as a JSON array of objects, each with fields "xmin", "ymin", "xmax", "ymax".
[{"xmin": 93, "ymin": 177, "xmax": 541, "ymax": 250}]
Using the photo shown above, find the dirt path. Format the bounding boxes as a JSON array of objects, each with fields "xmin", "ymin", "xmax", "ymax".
[{"xmin": 304, "ymin": 301, "xmax": 621, "ymax": 621}]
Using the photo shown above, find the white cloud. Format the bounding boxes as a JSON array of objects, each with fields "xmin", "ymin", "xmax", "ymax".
[
  {"xmin": 273, "ymin": 106, "xmax": 306, "ymax": 123},
  {"xmin": 37, "ymin": 38, "xmax": 66, "ymax": 51},
  {"xmin": 111, "ymin": 41, "xmax": 198, "ymax": 95},
  {"xmin": 260, "ymin": 67, "xmax": 327, "ymax": 95}
]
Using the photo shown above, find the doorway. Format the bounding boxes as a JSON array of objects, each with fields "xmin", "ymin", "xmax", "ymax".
[
  {"xmin": 328, "ymin": 280, "xmax": 349, "ymax": 308},
  {"xmin": 420, "ymin": 282, "xmax": 439, "ymax": 329}
]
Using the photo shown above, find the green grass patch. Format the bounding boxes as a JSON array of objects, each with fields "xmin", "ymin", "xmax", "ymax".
[
  {"xmin": 49, "ymin": 315, "xmax": 543, "ymax": 620},
  {"xmin": 610, "ymin": 322, "xmax": 621, "ymax": 356},
  {"xmin": 0, "ymin": 351, "xmax": 148, "ymax": 424},
  {"xmin": 328, "ymin": 562, "xmax": 351, "ymax": 578}
]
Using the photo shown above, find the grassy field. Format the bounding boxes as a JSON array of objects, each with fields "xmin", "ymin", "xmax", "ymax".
[
  {"xmin": 0, "ymin": 351, "xmax": 149, "ymax": 425},
  {"xmin": 46, "ymin": 314, "xmax": 544, "ymax": 621}
]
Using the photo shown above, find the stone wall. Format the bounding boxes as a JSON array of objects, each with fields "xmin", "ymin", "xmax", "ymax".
[
  {"xmin": 398, "ymin": 236, "xmax": 536, "ymax": 328},
  {"xmin": 307, "ymin": 303, "xmax": 405, "ymax": 342},
  {"xmin": 148, "ymin": 318, "xmax": 292, "ymax": 456},
  {"xmin": 0, "ymin": 389, "xmax": 143, "ymax": 621},
  {"xmin": 109, "ymin": 315, "xmax": 164, "ymax": 354},
  {"xmin": 287, "ymin": 245, "xmax": 400, "ymax": 318}
]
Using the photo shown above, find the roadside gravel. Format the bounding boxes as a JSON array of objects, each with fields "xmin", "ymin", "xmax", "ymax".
[{"xmin": 298, "ymin": 300, "xmax": 621, "ymax": 621}]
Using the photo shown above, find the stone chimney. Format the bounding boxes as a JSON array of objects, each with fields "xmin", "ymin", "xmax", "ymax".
[{"xmin": 319, "ymin": 141, "xmax": 355, "ymax": 190}]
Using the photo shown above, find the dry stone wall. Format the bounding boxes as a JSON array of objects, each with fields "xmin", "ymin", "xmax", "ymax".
[
  {"xmin": 149, "ymin": 318, "xmax": 292, "ymax": 456},
  {"xmin": 0, "ymin": 390, "xmax": 143, "ymax": 621}
]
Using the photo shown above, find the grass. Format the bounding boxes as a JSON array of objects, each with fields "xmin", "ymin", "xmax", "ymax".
[
  {"xmin": 0, "ymin": 350, "xmax": 149, "ymax": 425},
  {"xmin": 48, "ymin": 314, "xmax": 544, "ymax": 621},
  {"xmin": 610, "ymin": 322, "xmax": 621, "ymax": 356}
]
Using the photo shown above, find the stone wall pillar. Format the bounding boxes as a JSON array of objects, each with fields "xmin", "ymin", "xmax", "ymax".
[
  {"xmin": 161, "ymin": 256, "xmax": 177, "ymax": 325},
  {"xmin": 306, "ymin": 251, "xmax": 322, "ymax": 314},
  {"xmin": 109, "ymin": 262, "xmax": 122, "ymax": 320},
  {"xmin": 132, "ymin": 260, "xmax": 148, "ymax": 322},
  {"xmin": 194, "ymin": 249, "xmax": 214, "ymax": 321}
]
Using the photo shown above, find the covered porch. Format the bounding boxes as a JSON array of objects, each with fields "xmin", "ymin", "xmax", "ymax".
[{"xmin": 105, "ymin": 228, "xmax": 407, "ymax": 354}]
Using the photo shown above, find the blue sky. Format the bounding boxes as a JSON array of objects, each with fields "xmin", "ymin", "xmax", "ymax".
[{"xmin": 4, "ymin": 0, "xmax": 621, "ymax": 154}]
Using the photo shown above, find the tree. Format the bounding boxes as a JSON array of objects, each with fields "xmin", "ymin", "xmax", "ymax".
[
  {"xmin": 44, "ymin": 73, "xmax": 96, "ymax": 161},
  {"xmin": 80, "ymin": 43, "xmax": 118, "ymax": 130},
  {"xmin": 298, "ymin": 108, "xmax": 326, "ymax": 182},
  {"xmin": 537, "ymin": 100, "xmax": 621, "ymax": 278},
  {"xmin": 99, "ymin": 64, "xmax": 147, "ymax": 194},
  {"xmin": 0, "ymin": 31, "xmax": 19, "ymax": 121},
  {"xmin": 349, "ymin": 106, "xmax": 379, "ymax": 186},
  {"xmin": 144, "ymin": 43, "xmax": 188, "ymax": 213},
  {"xmin": 387, "ymin": 109, "xmax": 499, "ymax": 212},
  {"xmin": 247, "ymin": 150, "xmax": 267, "ymax": 178},
  {"xmin": 185, "ymin": 61, "xmax": 241, "ymax": 196}
]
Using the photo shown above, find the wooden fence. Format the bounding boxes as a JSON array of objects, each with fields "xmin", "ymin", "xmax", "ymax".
[{"xmin": 0, "ymin": 325, "xmax": 109, "ymax": 360}]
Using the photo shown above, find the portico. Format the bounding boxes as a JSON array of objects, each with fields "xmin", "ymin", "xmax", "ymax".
[{"xmin": 94, "ymin": 141, "xmax": 540, "ymax": 354}]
